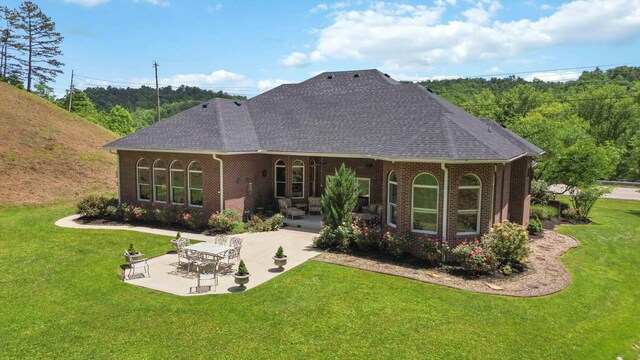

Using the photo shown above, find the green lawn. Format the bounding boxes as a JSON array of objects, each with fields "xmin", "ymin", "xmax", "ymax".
[{"xmin": 0, "ymin": 199, "xmax": 638, "ymax": 359}]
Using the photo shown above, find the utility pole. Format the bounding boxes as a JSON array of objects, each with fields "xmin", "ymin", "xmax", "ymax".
[
  {"xmin": 68, "ymin": 69, "xmax": 74, "ymax": 112},
  {"xmin": 153, "ymin": 61, "xmax": 160, "ymax": 123}
]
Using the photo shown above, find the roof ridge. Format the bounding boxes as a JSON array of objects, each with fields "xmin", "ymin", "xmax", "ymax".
[{"xmin": 213, "ymin": 100, "xmax": 228, "ymax": 151}]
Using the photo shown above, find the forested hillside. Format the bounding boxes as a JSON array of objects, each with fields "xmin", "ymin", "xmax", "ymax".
[{"xmin": 418, "ymin": 66, "xmax": 640, "ymax": 182}]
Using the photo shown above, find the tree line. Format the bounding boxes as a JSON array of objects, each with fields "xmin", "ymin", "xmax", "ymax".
[
  {"xmin": 418, "ymin": 66, "xmax": 640, "ymax": 182},
  {"xmin": 0, "ymin": 2, "xmax": 63, "ymax": 92}
]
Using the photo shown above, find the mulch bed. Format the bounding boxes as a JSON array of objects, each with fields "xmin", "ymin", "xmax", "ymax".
[{"xmin": 314, "ymin": 230, "xmax": 580, "ymax": 297}]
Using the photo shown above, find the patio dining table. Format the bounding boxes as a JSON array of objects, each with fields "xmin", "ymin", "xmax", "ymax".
[{"xmin": 185, "ymin": 242, "xmax": 233, "ymax": 258}]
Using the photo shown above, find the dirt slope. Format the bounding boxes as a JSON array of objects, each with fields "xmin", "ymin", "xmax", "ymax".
[{"xmin": 0, "ymin": 82, "xmax": 118, "ymax": 206}]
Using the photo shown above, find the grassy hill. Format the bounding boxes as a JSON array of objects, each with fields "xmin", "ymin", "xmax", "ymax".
[{"xmin": 0, "ymin": 82, "xmax": 118, "ymax": 206}]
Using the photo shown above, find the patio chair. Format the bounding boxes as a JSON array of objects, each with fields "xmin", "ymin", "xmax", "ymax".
[
  {"xmin": 229, "ymin": 236, "xmax": 243, "ymax": 248},
  {"xmin": 190, "ymin": 259, "xmax": 218, "ymax": 293},
  {"xmin": 219, "ymin": 245, "xmax": 242, "ymax": 274},
  {"xmin": 278, "ymin": 199, "xmax": 305, "ymax": 220},
  {"xmin": 308, "ymin": 197, "xmax": 322, "ymax": 214},
  {"xmin": 124, "ymin": 249, "xmax": 149, "ymax": 279},
  {"xmin": 171, "ymin": 237, "xmax": 190, "ymax": 251},
  {"xmin": 177, "ymin": 246, "xmax": 199, "ymax": 273},
  {"xmin": 213, "ymin": 235, "xmax": 228, "ymax": 246}
]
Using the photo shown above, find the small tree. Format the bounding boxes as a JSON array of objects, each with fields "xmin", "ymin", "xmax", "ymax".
[
  {"xmin": 107, "ymin": 105, "xmax": 134, "ymax": 135},
  {"xmin": 569, "ymin": 186, "xmax": 612, "ymax": 221},
  {"xmin": 236, "ymin": 260, "xmax": 249, "ymax": 275},
  {"xmin": 321, "ymin": 163, "xmax": 359, "ymax": 230}
]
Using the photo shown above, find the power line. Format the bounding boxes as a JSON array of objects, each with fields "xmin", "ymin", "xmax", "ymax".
[{"xmin": 73, "ymin": 73, "xmax": 261, "ymax": 91}]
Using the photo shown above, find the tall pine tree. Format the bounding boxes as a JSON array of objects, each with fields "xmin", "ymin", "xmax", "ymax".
[
  {"xmin": 16, "ymin": 1, "xmax": 63, "ymax": 91},
  {"xmin": 0, "ymin": 6, "xmax": 22, "ymax": 80}
]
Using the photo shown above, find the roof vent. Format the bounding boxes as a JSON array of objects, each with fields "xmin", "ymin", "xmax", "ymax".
[
  {"xmin": 353, "ymin": 73, "xmax": 360, "ymax": 78},
  {"xmin": 383, "ymin": 73, "xmax": 390, "ymax": 78},
  {"xmin": 426, "ymin": 88, "xmax": 434, "ymax": 93},
  {"xmin": 234, "ymin": 101, "xmax": 241, "ymax": 106},
  {"xmin": 327, "ymin": 75, "xmax": 334, "ymax": 79},
  {"xmin": 202, "ymin": 103, "xmax": 208, "ymax": 108}
]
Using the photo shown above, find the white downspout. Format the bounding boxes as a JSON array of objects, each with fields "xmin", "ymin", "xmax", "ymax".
[
  {"xmin": 441, "ymin": 163, "xmax": 448, "ymax": 244},
  {"xmin": 490, "ymin": 165, "xmax": 496, "ymax": 228},
  {"xmin": 116, "ymin": 150, "xmax": 122, "ymax": 205},
  {"xmin": 213, "ymin": 154, "xmax": 224, "ymax": 211}
]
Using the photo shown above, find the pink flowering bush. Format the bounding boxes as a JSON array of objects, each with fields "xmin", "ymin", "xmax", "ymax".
[
  {"xmin": 122, "ymin": 204, "xmax": 145, "ymax": 222},
  {"xmin": 452, "ymin": 239, "xmax": 497, "ymax": 273},
  {"xmin": 208, "ymin": 209, "xmax": 242, "ymax": 233},
  {"xmin": 482, "ymin": 221, "xmax": 530, "ymax": 271},
  {"xmin": 76, "ymin": 195, "xmax": 119, "ymax": 219}
]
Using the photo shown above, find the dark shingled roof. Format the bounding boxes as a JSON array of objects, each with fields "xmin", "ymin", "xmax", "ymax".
[{"xmin": 105, "ymin": 69, "xmax": 543, "ymax": 161}]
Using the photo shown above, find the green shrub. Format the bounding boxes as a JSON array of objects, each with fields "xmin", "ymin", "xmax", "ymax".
[
  {"xmin": 76, "ymin": 195, "xmax": 119, "ymax": 219},
  {"xmin": 562, "ymin": 207, "xmax": 579, "ymax": 220},
  {"xmin": 483, "ymin": 221, "xmax": 530, "ymax": 269},
  {"xmin": 275, "ymin": 246, "xmax": 285, "ymax": 258},
  {"xmin": 175, "ymin": 232, "xmax": 181, "ymax": 239},
  {"xmin": 208, "ymin": 209, "xmax": 242, "ymax": 233},
  {"xmin": 321, "ymin": 163, "xmax": 359, "ymax": 230},
  {"xmin": 122, "ymin": 204, "xmax": 144, "ymax": 222},
  {"xmin": 268, "ymin": 214, "xmax": 284, "ymax": 230},
  {"xmin": 529, "ymin": 204, "xmax": 558, "ymax": 220},
  {"xmin": 313, "ymin": 226, "xmax": 350, "ymax": 249},
  {"xmin": 530, "ymin": 179, "xmax": 553, "ymax": 205},
  {"xmin": 236, "ymin": 260, "xmax": 249, "ymax": 275},
  {"xmin": 528, "ymin": 216, "xmax": 542, "ymax": 234},
  {"xmin": 181, "ymin": 209, "xmax": 208, "ymax": 230},
  {"xmin": 246, "ymin": 214, "xmax": 283, "ymax": 233},
  {"xmin": 452, "ymin": 239, "xmax": 497, "ymax": 273},
  {"xmin": 569, "ymin": 186, "xmax": 612, "ymax": 220},
  {"xmin": 127, "ymin": 243, "xmax": 139, "ymax": 255}
]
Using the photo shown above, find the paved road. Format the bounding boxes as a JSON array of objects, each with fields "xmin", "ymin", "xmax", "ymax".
[{"xmin": 549, "ymin": 184, "xmax": 640, "ymax": 201}]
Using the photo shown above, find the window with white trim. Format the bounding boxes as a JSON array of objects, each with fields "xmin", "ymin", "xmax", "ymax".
[
  {"xmin": 188, "ymin": 162, "xmax": 203, "ymax": 207},
  {"xmin": 387, "ymin": 171, "xmax": 397, "ymax": 226},
  {"xmin": 412, "ymin": 173, "xmax": 438, "ymax": 233},
  {"xmin": 357, "ymin": 178, "xmax": 370, "ymax": 206},
  {"xmin": 136, "ymin": 158, "xmax": 151, "ymax": 201},
  {"xmin": 292, "ymin": 160, "xmax": 304, "ymax": 198},
  {"xmin": 274, "ymin": 160, "xmax": 285, "ymax": 198},
  {"xmin": 457, "ymin": 174, "xmax": 481, "ymax": 234},
  {"xmin": 170, "ymin": 161, "xmax": 185, "ymax": 204},
  {"xmin": 153, "ymin": 159, "xmax": 167, "ymax": 203}
]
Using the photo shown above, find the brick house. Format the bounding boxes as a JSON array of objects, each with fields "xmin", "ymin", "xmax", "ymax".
[{"xmin": 104, "ymin": 69, "xmax": 543, "ymax": 245}]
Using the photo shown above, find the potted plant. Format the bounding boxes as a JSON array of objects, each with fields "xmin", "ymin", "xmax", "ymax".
[
  {"xmin": 233, "ymin": 260, "xmax": 250, "ymax": 290},
  {"xmin": 124, "ymin": 243, "xmax": 139, "ymax": 262},
  {"xmin": 272, "ymin": 246, "xmax": 287, "ymax": 270}
]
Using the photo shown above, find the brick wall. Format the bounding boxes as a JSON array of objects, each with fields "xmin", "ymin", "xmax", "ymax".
[
  {"xmin": 221, "ymin": 154, "xmax": 272, "ymax": 214},
  {"xmin": 508, "ymin": 156, "xmax": 532, "ymax": 226},
  {"xmin": 118, "ymin": 150, "xmax": 220, "ymax": 215}
]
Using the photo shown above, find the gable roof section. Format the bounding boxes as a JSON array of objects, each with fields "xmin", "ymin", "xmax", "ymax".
[{"xmin": 105, "ymin": 69, "xmax": 543, "ymax": 161}]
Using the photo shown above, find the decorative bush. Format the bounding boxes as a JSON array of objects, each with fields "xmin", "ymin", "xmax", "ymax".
[
  {"xmin": 122, "ymin": 204, "xmax": 144, "ymax": 222},
  {"xmin": 181, "ymin": 209, "xmax": 208, "ymax": 230},
  {"xmin": 76, "ymin": 195, "xmax": 119, "ymax": 219},
  {"xmin": 562, "ymin": 207, "xmax": 579, "ymax": 219},
  {"xmin": 483, "ymin": 221, "xmax": 530, "ymax": 269},
  {"xmin": 321, "ymin": 163, "xmax": 359, "ymax": 230},
  {"xmin": 452, "ymin": 239, "xmax": 497, "ymax": 273},
  {"xmin": 175, "ymin": 232, "xmax": 181, "ymax": 239},
  {"xmin": 236, "ymin": 260, "xmax": 249, "ymax": 275},
  {"xmin": 208, "ymin": 209, "xmax": 242, "ymax": 233},
  {"xmin": 126, "ymin": 243, "xmax": 139, "ymax": 255},
  {"xmin": 529, "ymin": 204, "xmax": 559, "ymax": 220},
  {"xmin": 413, "ymin": 234, "xmax": 447, "ymax": 264},
  {"xmin": 275, "ymin": 246, "xmax": 285, "ymax": 258},
  {"xmin": 246, "ymin": 214, "xmax": 284, "ymax": 233},
  {"xmin": 530, "ymin": 179, "xmax": 553, "ymax": 205},
  {"xmin": 528, "ymin": 216, "xmax": 543, "ymax": 234},
  {"xmin": 569, "ymin": 185, "xmax": 612, "ymax": 220}
]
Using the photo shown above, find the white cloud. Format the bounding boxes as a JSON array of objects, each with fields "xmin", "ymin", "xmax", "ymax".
[
  {"xmin": 288, "ymin": 0, "xmax": 640, "ymax": 72},
  {"xmin": 136, "ymin": 0, "xmax": 170, "ymax": 6},
  {"xmin": 540, "ymin": 3, "xmax": 554, "ymax": 10},
  {"xmin": 130, "ymin": 70, "xmax": 253, "ymax": 91},
  {"xmin": 258, "ymin": 79, "xmax": 292, "ymax": 93},
  {"xmin": 524, "ymin": 70, "xmax": 581, "ymax": 82},
  {"xmin": 486, "ymin": 66, "xmax": 501, "ymax": 74},
  {"xmin": 207, "ymin": 3, "xmax": 223, "ymax": 12},
  {"xmin": 281, "ymin": 52, "xmax": 310, "ymax": 68},
  {"xmin": 310, "ymin": 2, "xmax": 350, "ymax": 13},
  {"xmin": 63, "ymin": 0, "xmax": 110, "ymax": 7}
]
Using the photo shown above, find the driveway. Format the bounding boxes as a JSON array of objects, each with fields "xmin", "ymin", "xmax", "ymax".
[{"xmin": 549, "ymin": 184, "xmax": 640, "ymax": 201}]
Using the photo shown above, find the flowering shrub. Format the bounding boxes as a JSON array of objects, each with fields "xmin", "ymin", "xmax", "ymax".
[
  {"xmin": 208, "ymin": 209, "xmax": 242, "ymax": 233},
  {"xmin": 483, "ymin": 221, "xmax": 530, "ymax": 269},
  {"xmin": 76, "ymin": 195, "xmax": 119, "ymax": 219},
  {"xmin": 181, "ymin": 209, "xmax": 208, "ymax": 230},
  {"xmin": 122, "ymin": 204, "xmax": 144, "ymax": 222},
  {"xmin": 452, "ymin": 239, "xmax": 497, "ymax": 273},
  {"xmin": 246, "ymin": 214, "xmax": 284, "ymax": 233}
]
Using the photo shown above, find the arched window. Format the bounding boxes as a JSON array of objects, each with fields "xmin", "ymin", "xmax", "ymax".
[
  {"xmin": 136, "ymin": 159, "xmax": 151, "ymax": 201},
  {"xmin": 457, "ymin": 174, "xmax": 481, "ymax": 234},
  {"xmin": 274, "ymin": 159, "xmax": 285, "ymax": 198},
  {"xmin": 170, "ymin": 161, "xmax": 185, "ymax": 204},
  {"xmin": 412, "ymin": 173, "xmax": 438, "ymax": 233},
  {"xmin": 153, "ymin": 160, "xmax": 167, "ymax": 203},
  {"xmin": 188, "ymin": 162, "xmax": 203, "ymax": 206},
  {"xmin": 292, "ymin": 160, "xmax": 304, "ymax": 198},
  {"xmin": 387, "ymin": 171, "xmax": 397, "ymax": 226}
]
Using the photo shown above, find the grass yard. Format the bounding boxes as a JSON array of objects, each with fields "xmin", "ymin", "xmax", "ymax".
[{"xmin": 0, "ymin": 199, "xmax": 638, "ymax": 359}]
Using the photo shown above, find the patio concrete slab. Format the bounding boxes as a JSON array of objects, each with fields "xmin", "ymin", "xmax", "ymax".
[
  {"xmin": 283, "ymin": 214, "xmax": 322, "ymax": 232},
  {"xmin": 56, "ymin": 215, "xmax": 321, "ymax": 295}
]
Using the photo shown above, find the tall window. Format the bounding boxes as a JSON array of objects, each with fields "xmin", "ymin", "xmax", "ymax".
[
  {"xmin": 387, "ymin": 171, "xmax": 397, "ymax": 226},
  {"xmin": 170, "ymin": 161, "xmax": 185, "ymax": 204},
  {"xmin": 292, "ymin": 160, "xmax": 304, "ymax": 198},
  {"xmin": 153, "ymin": 160, "xmax": 167, "ymax": 203},
  {"xmin": 274, "ymin": 160, "xmax": 285, "ymax": 198},
  {"xmin": 412, "ymin": 173, "xmax": 438, "ymax": 234},
  {"xmin": 136, "ymin": 159, "xmax": 151, "ymax": 201},
  {"xmin": 188, "ymin": 162, "xmax": 203, "ymax": 207},
  {"xmin": 457, "ymin": 174, "xmax": 481, "ymax": 234},
  {"xmin": 357, "ymin": 178, "xmax": 371, "ymax": 206}
]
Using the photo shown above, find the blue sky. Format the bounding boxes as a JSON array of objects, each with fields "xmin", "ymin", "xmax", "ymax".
[{"xmin": 5, "ymin": 0, "xmax": 640, "ymax": 97}]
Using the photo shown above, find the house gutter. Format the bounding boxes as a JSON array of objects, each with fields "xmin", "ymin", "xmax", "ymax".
[
  {"xmin": 116, "ymin": 151, "xmax": 122, "ymax": 205},
  {"xmin": 440, "ymin": 163, "xmax": 448, "ymax": 251},
  {"xmin": 213, "ymin": 154, "xmax": 224, "ymax": 211}
]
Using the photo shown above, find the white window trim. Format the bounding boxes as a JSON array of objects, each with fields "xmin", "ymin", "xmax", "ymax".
[
  {"xmin": 274, "ymin": 159, "xmax": 286, "ymax": 198},
  {"xmin": 170, "ymin": 160, "xmax": 185, "ymax": 205},
  {"xmin": 153, "ymin": 160, "xmax": 167, "ymax": 203},
  {"xmin": 387, "ymin": 172, "xmax": 397, "ymax": 227},
  {"xmin": 456, "ymin": 175, "xmax": 482, "ymax": 235},
  {"xmin": 292, "ymin": 160, "xmax": 305, "ymax": 199},
  {"xmin": 188, "ymin": 161, "xmax": 203, "ymax": 208},
  {"xmin": 411, "ymin": 173, "xmax": 439, "ymax": 235},
  {"xmin": 136, "ymin": 159, "xmax": 150, "ymax": 202}
]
